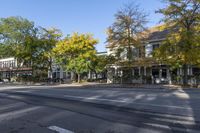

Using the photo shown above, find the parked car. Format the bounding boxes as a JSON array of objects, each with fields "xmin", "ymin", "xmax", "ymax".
[
  {"xmin": 0, "ymin": 79, "xmax": 4, "ymax": 84},
  {"xmin": 155, "ymin": 78, "xmax": 168, "ymax": 84},
  {"xmin": 3, "ymin": 79, "xmax": 9, "ymax": 83}
]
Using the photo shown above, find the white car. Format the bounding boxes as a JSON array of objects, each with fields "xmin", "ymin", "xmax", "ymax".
[
  {"xmin": 155, "ymin": 78, "xmax": 168, "ymax": 84},
  {"xmin": 3, "ymin": 79, "xmax": 9, "ymax": 83}
]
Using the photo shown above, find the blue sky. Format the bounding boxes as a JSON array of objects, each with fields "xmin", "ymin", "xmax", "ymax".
[{"xmin": 0, "ymin": 0, "xmax": 165, "ymax": 52}]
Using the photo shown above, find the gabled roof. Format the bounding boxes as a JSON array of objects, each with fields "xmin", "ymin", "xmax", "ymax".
[
  {"xmin": 106, "ymin": 24, "xmax": 170, "ymax": 48},
  {"xmin": 97, "ymin": 51, "xmax": 107, "ymax": 56},
  {"xmin": 143, "ymin": 24, "xmax": 170, "ymax": 42}
]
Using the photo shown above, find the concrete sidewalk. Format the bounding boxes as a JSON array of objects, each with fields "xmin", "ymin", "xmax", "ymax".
[{"xmin": 57, "ymin": 83, "xmax": 200, "ymax": 90}]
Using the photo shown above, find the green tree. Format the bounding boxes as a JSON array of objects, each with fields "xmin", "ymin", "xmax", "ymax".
[
  {"xmin": 0, "ymin": 44, "xmax": 14, "ymax": 58},
  {"xmin": 154, "ymin": 0, "xmax": 200, "ymax": 85},
  {"xmin": 107, "ymin": 3, "xmax": 147, "ymax": 62},
  {"xmin": 0, "ymin": 16, "xmax": 37, "ymax": 64},
  {"xmin": 0, "ymin": 16, "xmax": 39, "ymax": 81},
  {"xmin": 0, "ymin": 16, "xmax": 35, "ymax": 45},
  {"xmin": 106, "ymin": 3, "xmax": 147, "ymax": 82},
  {"xmin": 90, "ymin": 54, "xmax": 116, "ymax": 79},
  {"xmin": 0, "ymin": 16, "xmax": 62, "ymax": 81},
  {"xmin": 38, "ymin": 28, "xmax": 62, "ymax": 79},
  {"xmin": 0, "ymin": 16, "xmax": 34, "ymax": 60},
  {"xmin": 53, "ymin": 33, "xmax": 98, "ymax": 83}
]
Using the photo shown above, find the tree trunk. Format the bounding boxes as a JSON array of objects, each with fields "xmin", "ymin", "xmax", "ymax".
[
  {"xmin": 71, "ymin": 72, "xmax": 76, "ymax": 81},
  {"xmin": 183, "ymin": 64, "xmax": 188, "ymax": 85},
  {"xmin": 78, "ymin": 73, "xmax": 81, "ymax": 83},
  {"xmin": 95, "ymin": 72, "xmax": 98, "ymax": 80},
  {"xmin": 89, "ymin": 71, "xmax": 92, "ymax": 80}
]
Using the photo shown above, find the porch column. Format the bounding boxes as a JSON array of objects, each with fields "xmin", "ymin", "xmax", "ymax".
[
  {"xmin": 60, "ymin": 68, "xmax": 63, "ymax": 79},
  {"xmin": 114, "ymin": 66, "xmax": 117, "ymax": 83},
  {"xmin": 114, "ymin": 67, "xmax": 117, "ymax": 76},
  {"xmin": 151, "ymin": 68, "xmax": 154, "ymax": 84},
  {"xmin": 180, "ymin": 68, "xmax": 183, "ymax": 84},
  {"xmin": 188, "ymin": 65, "xmax": 192, "ymax": 76},
  {"xmin": 167, "ymin": 68, "xmax": 172, "ymax": 84},
  {"xmin": 144, "ymin": 67, "xmax": 147, "ymax": 84},
  {"xmin": 139, "ymin": 67, "xmax": 141, "ymax": 76},
  {"xmin": 144, "ymin": 67, "xmax": 146, "ymax": 76},
  {"xmin": 48, "ymin": 71, "xmax": 52, "ymax": 79},
  {"xmin": 159, "ymin": 68, "xmax": 162, "ymax": 79},
  {"xmin": 132, "ymin": 68, "xmax": 134, "ymax": 76},
  {"xmin": 88, "ymin": 70, "xmax": 92, "ymax": 80},
  {"xmin": 107, "ymin": 68, "xmax": 112, "ymax": 83}
]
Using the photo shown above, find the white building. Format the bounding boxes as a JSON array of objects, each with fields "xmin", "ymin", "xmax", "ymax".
[
  {"xmin": 0, "ymin": 57, "xmax": 32, "ymax": 80},
  {"xmin": 106, "ymin": 25, "xmax": 200, "ymax": 85},
  {"xmin": 48, "ymin": 61, "xmax": 71, "ymax": 82}
]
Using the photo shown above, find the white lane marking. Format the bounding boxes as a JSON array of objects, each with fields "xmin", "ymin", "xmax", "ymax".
[
  {"xmin": 48, "ymin": 126, "xmax": 74, "ymax": 133},
  {"xmin": 173, "ymin": 91, "xmax": 190, "ymax": 99},
  {"xmin": 64, "ymin": 95, "xmax": 127, "ymax": 103},
  {"xmin": 63, "ymin": 94, "xmax": 200, "ymax": 110},
  {"xmin": 145, "ymin": 123, "xmax": 200, "ymax": 133},
  {"xmin": 152, "ymin": 117, "xmax": 196, "ymax": 125}
]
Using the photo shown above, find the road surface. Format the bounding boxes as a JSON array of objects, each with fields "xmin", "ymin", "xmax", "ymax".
[{"xmin": 0, "ymin": 85, "xmax": 200, "ymax": 133}]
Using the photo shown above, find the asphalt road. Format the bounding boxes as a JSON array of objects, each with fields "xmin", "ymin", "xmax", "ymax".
[{"xmin": 0, "ymin": 85, "xmax": 200, "ymax": 133}]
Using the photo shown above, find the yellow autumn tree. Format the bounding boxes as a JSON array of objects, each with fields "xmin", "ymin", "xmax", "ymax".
[
  {"xmin": 53, "ymin": 33, "xmax": 98, "ymax": 83},
  {"xmin": 154, "ymin": 0, "xmax": 200, "ymax": 85}
]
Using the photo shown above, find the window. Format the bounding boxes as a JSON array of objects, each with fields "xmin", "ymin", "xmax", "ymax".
[
  {"xmin": 162, "ymin": 69, "xmax": 167, "ymax": 78},
  {"xmin": 145, "ymin": 44, "xmax": 152, "ymax": 57},
  {"xmin": 152, "ymin": 44, "xmax": 160, "ymax": 51},
  {"xmin": 132, "ymin": 48, "xmax": 139, "ymax": 58},
  {"xmin": 134, "ymin": 68, "xmax": 139, "ymax": 76}
]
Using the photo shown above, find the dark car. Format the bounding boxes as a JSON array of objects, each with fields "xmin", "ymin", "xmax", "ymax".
[{"xmin": 0, "ymin": 79, "xmax": 4, "ymax": 84}]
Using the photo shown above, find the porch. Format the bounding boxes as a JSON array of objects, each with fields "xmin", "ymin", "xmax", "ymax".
[{"xmin": 107, "ymin": 65, "xmax": 199, "ymax": 85}]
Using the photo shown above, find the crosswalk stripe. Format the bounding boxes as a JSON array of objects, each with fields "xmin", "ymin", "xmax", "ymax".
[{"xmin": 48, "ymin": 126, "xmax": 74, "ymax": 133}]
